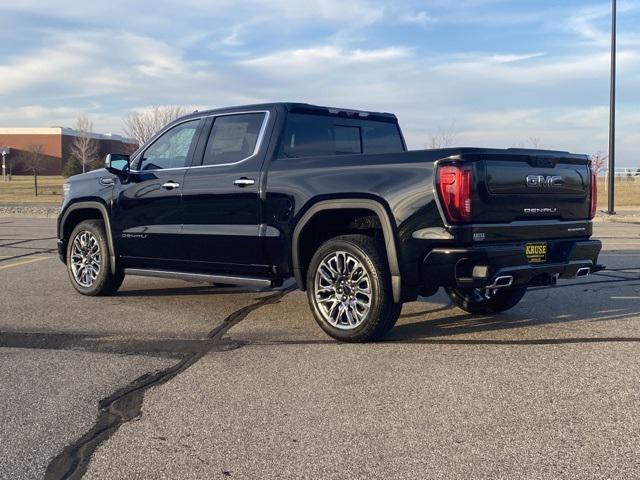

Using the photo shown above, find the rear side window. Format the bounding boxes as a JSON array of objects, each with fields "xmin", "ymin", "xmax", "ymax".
[
  {"xmin": 279, "ymin": 113, "xmax": 404, "ymax": 158},
  {"xmin": 202, "ymin": 113, "xmax": 265, "ymax": 166}
]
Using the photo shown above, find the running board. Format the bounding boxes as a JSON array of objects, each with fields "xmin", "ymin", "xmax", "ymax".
[{"xmin": 124, "ymin": 268, "xmax": 273, "ymax": 287}]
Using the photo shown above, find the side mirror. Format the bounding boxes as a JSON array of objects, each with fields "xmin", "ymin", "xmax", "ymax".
[{"xmin": 105, "ymin": 153, "xmax": 130, "ymax": 174}]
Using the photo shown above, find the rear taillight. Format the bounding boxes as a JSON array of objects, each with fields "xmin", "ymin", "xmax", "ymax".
[
  {"xmin": 436, "ymin": 164, "xmax": 473, "ymax": 223},
  {"xmin": 589, "ymin": 170, "xmax": 597, "ymax": 219}
]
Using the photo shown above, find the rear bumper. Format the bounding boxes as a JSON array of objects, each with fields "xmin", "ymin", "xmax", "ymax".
[{"xmin": 422, "ymin": 239, "xmax": 603, "ymax": 289}]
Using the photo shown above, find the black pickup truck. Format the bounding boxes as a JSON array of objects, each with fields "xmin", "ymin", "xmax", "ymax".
[{"xmin": 58, "ymin": 103, "xmax": 602, "ymax": 342}]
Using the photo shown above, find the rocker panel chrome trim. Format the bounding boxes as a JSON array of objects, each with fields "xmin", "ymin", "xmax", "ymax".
[{"xmin": 124, "ymin": 268, "xmax": 273, "ymax": 287}]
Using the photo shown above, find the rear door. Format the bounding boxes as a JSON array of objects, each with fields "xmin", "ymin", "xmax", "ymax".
[
  {"xmin": 113, "ymin": 118, "xmax": 203, "ymax": 266},
  {"xmin": 472, "ymin": 151, "xmax": 591, "ymax": 223},
  {"xmin": 180, "ymin": 110, "xmax": 273, "ymax": 276}
]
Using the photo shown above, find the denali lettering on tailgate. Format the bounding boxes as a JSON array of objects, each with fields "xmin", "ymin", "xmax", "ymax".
[{"xmin": 524, "ymin": 207, "xmax": 558, "ymax": 214}]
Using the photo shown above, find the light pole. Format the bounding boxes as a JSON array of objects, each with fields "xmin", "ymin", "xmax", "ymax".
[
  {"xmin": 1, "ymin": 148, "xmax": 9, "ymax": 182},
  {"xmin": 607, "ymin": 0, "xmax": 617, "ymax": 214}
]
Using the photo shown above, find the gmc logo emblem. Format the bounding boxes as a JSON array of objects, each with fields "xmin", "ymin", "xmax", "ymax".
[{"xmin": 526, "ymin": 175, "xmax": 564, "ymax": 188}]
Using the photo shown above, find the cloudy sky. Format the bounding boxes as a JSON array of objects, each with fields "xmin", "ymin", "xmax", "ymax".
[{"xmin": 0, "ymin": 0, "xmax": 638, "ymax": 165}]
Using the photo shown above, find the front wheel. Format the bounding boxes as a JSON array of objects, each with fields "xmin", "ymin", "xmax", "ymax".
[
  {"xmin": 67, "ymin": 220, "xmax": 124, "ymax": 296},
  {"xmin": 445, "ymin": 285, "xmax": 527, "ymax": 315},
  {"xmin": 306, "ymin": 234, "xmax": 401, "ymax": 343}
]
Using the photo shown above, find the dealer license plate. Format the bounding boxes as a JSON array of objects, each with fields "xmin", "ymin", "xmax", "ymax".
[{"xmin": 525, "ymin": 243, "xmax": 547, "ymax": 263}]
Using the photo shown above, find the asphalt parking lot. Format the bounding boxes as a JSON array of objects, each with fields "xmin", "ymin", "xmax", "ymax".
[{"xmin": 1, "ymin": 217, "xmax": 639, "ymax": 479}]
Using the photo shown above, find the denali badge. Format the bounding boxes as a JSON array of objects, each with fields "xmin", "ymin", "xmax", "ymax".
[
  {"xmin": 524, "ymin": 207, "xmax": 558, "ymax": 214},
  {"xmin": 526, "ymin": 175, "xmax": 564, "ymax": 187}
]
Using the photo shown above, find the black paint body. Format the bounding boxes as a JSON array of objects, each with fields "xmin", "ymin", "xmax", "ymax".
[{"xmin": 58, "ymin": 103, "xmax": 602, "ymax": 302}]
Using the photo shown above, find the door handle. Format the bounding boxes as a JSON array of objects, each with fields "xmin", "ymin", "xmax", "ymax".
[
  {"xmin": 161, "ymin": 181, "xmax": 180, "ymax": 190},
  {"xmin": 234, "ymin": 178, "xmax": 255, "ymax": 187}
]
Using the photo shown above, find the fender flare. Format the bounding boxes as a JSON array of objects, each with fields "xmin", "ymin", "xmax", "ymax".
[
  {"xmin": 292, "ymin": 199, "xmax": 401, "ymax": 303},
  {"xmin": 60, "ymin": 201, "xmax": 117, "ymax": 274}
]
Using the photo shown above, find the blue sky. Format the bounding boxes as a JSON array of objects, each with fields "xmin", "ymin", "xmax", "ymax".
[{"xmin": 0, "ymin": 0, "xmax": 639, "ymax": 165}]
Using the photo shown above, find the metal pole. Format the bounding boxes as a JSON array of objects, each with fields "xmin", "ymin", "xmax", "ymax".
[{"xmin": 607, "ymin": 0, "xmax": 617, "ymax": 214}]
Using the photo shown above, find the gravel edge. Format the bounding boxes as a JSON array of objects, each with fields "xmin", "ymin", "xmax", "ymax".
[{"xmin": 0, "ymin": 205, "xmax": 61, "ymax": 218}]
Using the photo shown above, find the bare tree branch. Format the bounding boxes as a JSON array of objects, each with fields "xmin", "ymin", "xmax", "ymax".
[
  {"xmin": 528, "ymin": 137, "xmax": 543, "ymax": 149},
  {"xmin": 123, "ymin": 105, "xmax": 189, "ymax": 146},
  {"xmin": 70, "ymin": 115, "xmax": 99, "ymax": 173},
  {"xmin": 19, "ymin": 144, "xmax": 45, "ymax": 196},
  {"xmin": 590, "ymin": 151, "xmax": 607, "ymax": 175},
  {"xmin": 427, "ymin": 122, "xmax": 457, "ymax": 149}
]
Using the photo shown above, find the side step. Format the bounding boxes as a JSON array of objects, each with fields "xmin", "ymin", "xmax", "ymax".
[{"xmin": 124, "ymin": 268, "xmax": 273, "ymax": 288}]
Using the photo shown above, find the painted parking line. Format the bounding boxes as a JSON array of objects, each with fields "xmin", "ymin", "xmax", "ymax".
[{"xmin": 0, "ymin": 257, "xmax": 51, "ymax": 270}]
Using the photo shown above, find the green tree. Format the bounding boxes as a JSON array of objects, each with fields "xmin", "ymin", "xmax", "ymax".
[{"xmin": 62, "ymin": 156, "xmax": 83, "ymax": 178}]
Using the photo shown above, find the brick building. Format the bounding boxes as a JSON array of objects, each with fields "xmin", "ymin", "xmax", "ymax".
[{"xmin": 0, "ymin": 128, "xmax": 137, "ymax": 175}]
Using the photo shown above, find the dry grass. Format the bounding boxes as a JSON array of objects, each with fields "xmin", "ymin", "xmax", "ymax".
[
  {"xmin": 0, "ymin": 175, "xmax": 65, "ymax": 204},
  {"xmin": 598, "ymin": 179, "xmax": 640, "ymax": 208},
  {"xmin": 0, "ymin": 175, "xmax": 639, "ymax": 208}
]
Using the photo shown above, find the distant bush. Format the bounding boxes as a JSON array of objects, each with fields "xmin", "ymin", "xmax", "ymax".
[{"xmin": 62, "ymin": 157, "xmax": 82, "ymax": 178}]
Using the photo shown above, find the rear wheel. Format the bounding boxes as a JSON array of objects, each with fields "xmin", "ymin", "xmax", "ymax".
[
  {"xmin": 445, "ymin": 285, "xmax": 527, "ymax": 314},
  {"xmin": 67, "ymin": 220, "xmax": 124, "ymax": 296},
  {"xmin": 306, "ymin": 234, "xmax": 401, "ymax": 342}
]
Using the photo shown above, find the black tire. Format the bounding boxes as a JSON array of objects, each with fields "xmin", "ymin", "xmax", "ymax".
[
  {"xmin": 306, "ymin": 234, "xmax": 402, "ymax": 342},
  {"xmin": 66, "ymin": 220, "xmax": 124, "ymax": 296},
  {"xmin": 445, "ymin": 285, "xmax": 527, "ymax": 315}
]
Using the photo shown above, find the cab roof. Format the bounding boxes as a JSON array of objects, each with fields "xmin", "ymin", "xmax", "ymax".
[{"xmin": 187, "ymin": 102, "xmax": 398, "ymax": 124}]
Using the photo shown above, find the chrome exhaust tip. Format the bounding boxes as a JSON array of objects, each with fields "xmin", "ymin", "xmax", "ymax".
[
  {"xmin": 486, "ymin": 275, "xmax": 514, "ymax": 289},
  {"xmin": 576, "ymin": 267, "xmax": 591, "ymax": 278}
]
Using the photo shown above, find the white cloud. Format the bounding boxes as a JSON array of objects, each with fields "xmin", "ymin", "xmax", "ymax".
[
  {"xmin": 242, "ymin": 46, "xmax": 411, "ymax": 71},
  {"xmin": 433, "ymin": 51, "xmax": 640, "ymax": 85},
  {"xmin": 397, "ymin": 10, "xmax": 433, "ymax": 27},
  {"xmin": 564, "ymin": 1, "xmax": 640, "ymax": 47},
  {"xmin": 0, "ymin": 31, "xmax": 194, "ymax": 96},
  {"xmin": 486, "ymin": 53, "xmax": 545, "ymax": 63},
  {"xmin": 1, "ymin": 0, "xmax": 639, "ymax": 167}
]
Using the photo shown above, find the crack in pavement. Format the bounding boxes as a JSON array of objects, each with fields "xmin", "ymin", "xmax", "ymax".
[
  {"xmin": 0, "ymin": 249, "xmax": 57, "ymax": 262},
  {"xmin": 17, "ymin": 255, "xmax": 640, "ymax": 478},
  {"xmin": 43, "ymin": 286, "xmax": 295, "ymax": 480},
  {"xmin": 0, "ymin": 236, "xmax": 57, "ymax": 247},
  {"xmin": 246, "ymin": 336, "xmax": 640, "ymax": 347},
  {"xmin": 0, "ymin": 331, "xmax": 211, "ymax": 359}
]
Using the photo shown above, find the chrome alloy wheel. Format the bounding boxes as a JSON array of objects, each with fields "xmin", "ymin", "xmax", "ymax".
[
  {"xmin": 70, "ymin": 230, "xmax": 101, "ymax": 288},
  {"xmin": 314, "ymin": 251, "xmax": 372, "ymax": 330}
]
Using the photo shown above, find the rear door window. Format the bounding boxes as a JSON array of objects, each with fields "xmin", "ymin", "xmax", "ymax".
[{"xmin": 202, "ymin": 113, "xmax": 266, "ymax": 166}]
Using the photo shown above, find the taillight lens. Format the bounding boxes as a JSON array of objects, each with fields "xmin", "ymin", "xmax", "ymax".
[
  {"xmin": 589, "ymin": 170, "xmax": 597, "ymax": 219},
  {"xmin": 437, "ymin": 164, "xmax": 473, "ymax": 223}
]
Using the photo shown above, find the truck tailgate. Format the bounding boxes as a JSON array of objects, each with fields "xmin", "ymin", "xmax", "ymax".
[{"xmin": 470, "ymin": 151, "xmax": 591, "ymax": 223}]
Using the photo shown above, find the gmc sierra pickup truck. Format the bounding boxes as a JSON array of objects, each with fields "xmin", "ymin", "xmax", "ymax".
[{"xmin": 58, "ymin": 103, "xmax": 603, "ymax": 342}]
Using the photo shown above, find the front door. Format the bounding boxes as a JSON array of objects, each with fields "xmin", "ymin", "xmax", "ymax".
[
  {"xmin": 180, "ymin": 111, "xmax": 272, "ymax": 276},
  {"xmin": 113, "ymin": 118, "xmax": 202, "ymax": 267}
]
